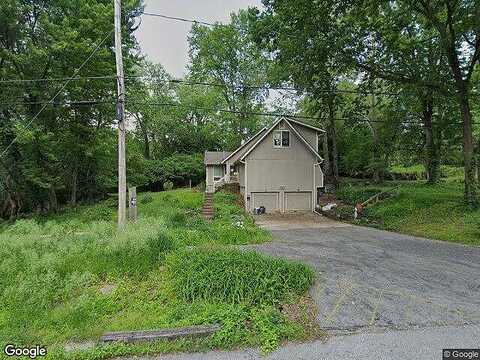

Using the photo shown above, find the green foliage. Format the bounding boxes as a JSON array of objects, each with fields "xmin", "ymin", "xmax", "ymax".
[
  {"xmin": 140, "ymin": 194, "xmax": 154, "ymax": 204},
  {"xmin": 163, "ymin": 181, "xmax": 174, "ymax": 191},
  {"xmin": 0, "ymin": 0, "xmax": 143, "ymax": 218},
  {"xmin": 336, "ymin": 184, "xmax": 383, "ymax": 205},
  {"xmin": 338, "ymin": 181, "xmax": 480, "ymax": 245},
  {"xmin": 145, "ymin": 153, "xmax": 205, "ymax": 188},
  {"xmin": 189, "ymin": 10, "xmax": 270, "ymax": 149},
  {"xmin": 0, "ymin": 189, "xmax": 305, "ymax": 357},
  {"xmin": 166, "ymin": 248, "xmax": 315, "ymax": 306}
]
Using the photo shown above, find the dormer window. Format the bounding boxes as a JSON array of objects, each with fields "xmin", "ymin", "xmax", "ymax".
[{"xmin": 273, "ymin": 130, "xmax": 290, "ymax": 148}]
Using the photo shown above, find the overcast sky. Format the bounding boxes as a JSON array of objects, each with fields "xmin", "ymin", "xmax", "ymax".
[{"xmin": 135, "ymin": 0, "xmax": 263, "ymax": 78}]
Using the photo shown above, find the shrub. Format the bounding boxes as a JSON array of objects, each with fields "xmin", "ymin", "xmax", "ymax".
[
  {"xmin": 163, "ymin": 181, "xmax": 174, "ymax": 191},
  {"xmin": 165, "ymin": 210, "xmax": 187, "ymax": 228},
  {"xmin": 140, "ymin": 194, "xmax": 154, "ymax": 204},
  {"xmin": 337, "ymin": 185, "xmax": 382, "ymax": 205},
  {"xmin": 166, "ymin": 248, "xmax": 315, "ymax": 306}
]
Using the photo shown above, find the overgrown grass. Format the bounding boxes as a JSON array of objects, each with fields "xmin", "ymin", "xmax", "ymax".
[
  {"xmin": 389, "ymin": 164, "xmax": 464, "ymax": 181},
  {"xmin": 167, "ymin": 248, "xmax": 314, "ymax": 306},
  {"xmin": 0, "ymin": 189, "xmax": 317, "ymax": 359},
  {"xmin": 337, "ymin": 180, "xmax": 480, "ymax": 245}
]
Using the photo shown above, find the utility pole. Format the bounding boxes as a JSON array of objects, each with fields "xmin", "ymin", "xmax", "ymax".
[{"xmin": 114, "ymin": 0, "xmax": 127, "ymax": 229}]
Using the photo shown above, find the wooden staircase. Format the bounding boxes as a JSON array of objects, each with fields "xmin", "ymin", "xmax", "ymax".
[{"xmin": 202, "ymin": 193, "xmax": 214, "ymax": 220}]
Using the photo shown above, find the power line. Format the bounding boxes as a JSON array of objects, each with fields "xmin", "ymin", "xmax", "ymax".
[
  {"xmin": 0, "ymin": 75, "xmax": 117, "ymax": 84},
  {"xmin": 125, "ymin": 100, "xmax": 467, "ymax": 126},
  {"xmin": 0, "ymin": 98, "xmax": 467, "ymax": 127},
  {"xmin": 0, "ymin": 29, "xmax": 114, "ymax": 159},
  {"xmin": 141, "ymin": 12, "xmax": 216, "ymax": 27},
  {"xmin": 0, "ymin": 75, "xmax": 401, "ymax": 96},
  {"xmin": 0, "ymin": 99, "xmax": 114, "ymax": 107},
  {"xmin": 4, "ymin": 74, "xmax": 479, "ymax": 99}
]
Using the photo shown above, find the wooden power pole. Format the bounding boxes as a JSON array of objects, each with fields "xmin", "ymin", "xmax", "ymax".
[{"xmin": 114, "ymin": 0, "xmax": 127, "ymax": 229}]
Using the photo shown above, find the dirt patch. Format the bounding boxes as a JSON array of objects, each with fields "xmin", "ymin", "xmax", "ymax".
[
  {"xmin": 254, "ymin": 212, "xmax": 350, "ymax": 230},
  {"xmin": 282, "ymin": 295, "xmax": 326, "ymax": 340},
  {"xmin": 99, "ymin": 283, "xmax": 117, "ymax": 295}
]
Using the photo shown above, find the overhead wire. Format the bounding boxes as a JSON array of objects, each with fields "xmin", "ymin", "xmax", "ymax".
[
  {"xmin": 0, "ymin": 29, "xmax": 114, "ymax": 159},
  {"xmin": 141, "ymin": 12, "xmax": 216, "ymax": 27}
]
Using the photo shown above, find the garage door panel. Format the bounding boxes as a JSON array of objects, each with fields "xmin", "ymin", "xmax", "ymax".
[
  {"xmin": 252, "ymin": 192, "xmax": 279, "ymax": 212},
  {"xmin": 285, "ymin": 192, "xmax": 311, "ymax": 211}
]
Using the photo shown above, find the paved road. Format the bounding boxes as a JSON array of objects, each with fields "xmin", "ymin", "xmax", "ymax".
[
  {"xmin": 138, "ymin": 324, "xmax": 480, "ymax": 360},
  {"xmin": 252, "ymin": 215, "xmax": 480, "ymax": 331}
]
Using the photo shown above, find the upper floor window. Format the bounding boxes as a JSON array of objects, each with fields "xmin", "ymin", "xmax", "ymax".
[{"xmin": 273, "ymin": 130, "xmax": 290, "ymax": 148}]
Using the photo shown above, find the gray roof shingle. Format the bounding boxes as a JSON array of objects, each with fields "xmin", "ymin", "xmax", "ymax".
[{"xmin": 204, "ymin": 151, "xmax": 232, "ymax": 165}]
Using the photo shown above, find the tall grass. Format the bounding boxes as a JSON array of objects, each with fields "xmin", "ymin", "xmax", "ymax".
[
  {"xmin": 338, "ymin": 181, "xmax": 480, "ymax": 245},
  {"xmin": 0, "ymin": 189, "xmax": 296, "ymax": 357},
  {"xmin": 166, "ymin": 248, "xmax": 315, "ymax": 305}
]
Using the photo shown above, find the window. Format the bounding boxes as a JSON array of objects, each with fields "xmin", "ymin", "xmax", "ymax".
[
  {"xmin": 273, "ymin": 130, "xmax": 290, "ymax": 148},
  {"xmin": 213, "ymin": 166, "xmax": 223, "ymax": 180}
]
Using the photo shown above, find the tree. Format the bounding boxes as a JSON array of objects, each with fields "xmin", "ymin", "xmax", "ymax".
[
  {"xmin": 0, "ymin": 0, "xmax": 143, "ymax": 216},
  {"xmin": 251, "ymin": 0, "xmax": 355, "ymax": 186},
  {"xmin": 342, "ymin": 0, "xmax": 480, "ymax": 204},
  {"xmin": 188, "ymin": 10, "xmax": 269, "ymax": 148}
]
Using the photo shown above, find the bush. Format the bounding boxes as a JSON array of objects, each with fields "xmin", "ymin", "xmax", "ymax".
[
  {"xmin": 337, "ymin": 184, "xmax": 382, "ymax": 205},
  {"xmin": 166, "ymin": 248, "xmax": 315, "ymax": 306},
  {"xmin": 140, "ymin": 194, "xmax": 154, "ymax": 204},
  {"xmin": 163, "ymin": 181, "xmax": 174, "ymax": 191}
]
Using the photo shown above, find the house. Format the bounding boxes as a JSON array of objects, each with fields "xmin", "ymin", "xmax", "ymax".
[{"xmin": 204, "ymin": 117, "xmax": 325, "ymax": 213}]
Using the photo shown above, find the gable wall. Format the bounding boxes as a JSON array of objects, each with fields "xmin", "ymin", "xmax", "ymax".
[
  {"xmin": 291, "ymin": 123, "xmax": 318, "ymax": 151},
  {"xmin": 224, "ymin": 128, "xmax": 267, "ymax": 165},
  {"xmin": 245, "ymin": 121, "xmax": 316, "ymax": 203}
]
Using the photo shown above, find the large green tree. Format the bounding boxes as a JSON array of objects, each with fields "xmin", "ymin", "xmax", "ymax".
[
  {"xmin": 0, "ymin": 0, "xmax": 143, "ymax": 217},
  {"xmin": 188, "ymin": 10, "xmax": 270, "ymax": 148},
  {"xmin": 342, "ymin": 0, "xmax": 480, "ymax": 204}
]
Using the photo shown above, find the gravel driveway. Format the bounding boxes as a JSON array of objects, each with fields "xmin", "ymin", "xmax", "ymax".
[{"xmin": 252, "ymin": 213, "xmax": 480, "ymax": 332}]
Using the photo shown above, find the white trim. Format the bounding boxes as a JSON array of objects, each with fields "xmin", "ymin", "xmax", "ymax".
[
  {"xmin": 244, "ymin": 160, "xmax": 248, "ymax": 212},
  {"xmin": 313, "ymin": 163, "xmax": 315, "ymax": 211},
  {"xmin": 287, "ymin": 117, "xmax": 326, "ymax": 133},
  {"xmin": 221, "ymin": 127, "xmax": 267, "ymax": 164},
  {"xmin": 272, "ymin": 129, "xmax": 290, "ymax": 148},
  {"xmin": 241, "ymin": 118, "xmax": 283, "ymax": 161},
  {"xmin": 241, "ymin": 117, "xmax": 324, "ymax": 162},
  {"xmin": 284, "ymin": 119, "xmax": 323, "ymax": 161}
]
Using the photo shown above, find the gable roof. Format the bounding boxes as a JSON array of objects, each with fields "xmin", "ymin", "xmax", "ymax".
[
  {"xmin": 240, "ymin": 117, "xmax": 324, "ymax": 161},
  {"xmin": 287, "ymin": 118, "xmax": 326, "ymax": 133},
  {"xmin": 221, "ymin": 127, "xmax": 268, "ymax": 164},
  {"xmin": 204, "ymin": 151, "xmax": 231, "ymax": 165}
]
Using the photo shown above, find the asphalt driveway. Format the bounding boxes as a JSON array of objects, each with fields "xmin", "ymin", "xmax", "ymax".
[
  {"xmin": 252, "ymin": 213, "xmax": 480, "ymax": 332},
  {"xmin": 123, "ymin": 214, "xmax": 480, "ymax": 360}
]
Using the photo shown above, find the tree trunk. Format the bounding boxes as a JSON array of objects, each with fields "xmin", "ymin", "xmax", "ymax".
[
  {"xmin": 422, "ymin": 93, "xmax": 440, "ymax": 183},
  {"xmin": 322, "ymin": 131, "xmax": 331, "ymax": 177},
  {"xmin": 327, "ymin": 96, "xmax": 339, "ymax": 186},
  {"xmin": 49, "ymin": 186, "xmax": 58, "ymax": 213},
  {"xmin": 70, "ymin": 166, "xmax": 78, "ymax": 206},
  {"xmin": 457, "ymin": 90, "xmax": 478, "ymax": 206},
  {"xmin": 371, "ymin": 126, "xmax": 381, "ymax": 183},
  {"xmin": 476, "ymin": 140, "xmax": 480, "ymax": 183}
]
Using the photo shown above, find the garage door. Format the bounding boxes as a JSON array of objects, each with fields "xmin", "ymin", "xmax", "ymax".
[
  {"xmin": 284, "ymin": 192, "xmax": 311, "ymax": 211},
  {"xmin": 252, "ymin": 192, "xmax": 279, "ymax": 212}
]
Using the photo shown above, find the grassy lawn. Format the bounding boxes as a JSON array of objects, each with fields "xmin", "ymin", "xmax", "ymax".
[
  {"xmin": 0, "ymin": 190, "xmax": 320, "ymax": 359},
  {"xmin": 337, "ymin": 179, "xmax": 480, "ymax": 246}
]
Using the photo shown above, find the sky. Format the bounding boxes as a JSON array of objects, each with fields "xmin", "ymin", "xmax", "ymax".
[{"xmin": 135, "ymin": 0, "xmax": 263, "ymax": 78}]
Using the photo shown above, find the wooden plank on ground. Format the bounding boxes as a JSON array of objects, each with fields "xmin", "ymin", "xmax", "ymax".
[{"xmin": 100, "ymin": 324, "xmax": 221, "ymax": 343}]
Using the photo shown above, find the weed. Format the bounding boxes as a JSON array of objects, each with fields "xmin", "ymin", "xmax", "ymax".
[{"xmin": 166, "ymin": 248, "xmax": 315, "ymax": 306}]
